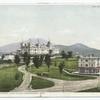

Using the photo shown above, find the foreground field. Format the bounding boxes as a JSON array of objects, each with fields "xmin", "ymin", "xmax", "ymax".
[
  {"xmin": 0, "ymin": 66, "xmax": 23, "ymax": 92},
  {"xmin": 11, "ymin": 65, "xmax": 98, "ymax": 92}
]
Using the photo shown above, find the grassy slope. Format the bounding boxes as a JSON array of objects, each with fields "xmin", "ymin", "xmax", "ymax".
[
  {"xmin": 30, "ymin": 76, "xmax": 54, "ymax": 89},
  {"xmin": 52, "ymin": 58, "xmax": 78, "ymax": 72},
  {"xmin": 29, "ymin": 64, "xmax": 95, "ymax": 81},
  {"xmin": 0, "ymin": 66, "xmax": 23, "ymax": 92}
]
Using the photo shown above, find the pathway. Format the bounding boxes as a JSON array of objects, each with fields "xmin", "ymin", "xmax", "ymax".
[{"xmin": 11, "ymin": 65, "xmax": 99, "ymax": 92}]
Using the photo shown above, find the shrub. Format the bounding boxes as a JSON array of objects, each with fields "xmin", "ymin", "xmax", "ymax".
[
  {"xmin": 36, "ymin": 72, "xmax": 42, "ymax": 76},
  {"xmin": 42, "ymin": 72, "xmax": 49, "ymax": 77}
]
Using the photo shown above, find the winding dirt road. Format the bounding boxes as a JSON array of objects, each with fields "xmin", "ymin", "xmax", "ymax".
[{"xmin": 11, "ymin": 65, "xmax": 99, "ymax": 92}]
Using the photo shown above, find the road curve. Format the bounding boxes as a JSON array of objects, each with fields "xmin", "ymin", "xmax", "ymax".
[{"xmin": 11, "ymin": 65, "xmax": 99, "ymax": 92}]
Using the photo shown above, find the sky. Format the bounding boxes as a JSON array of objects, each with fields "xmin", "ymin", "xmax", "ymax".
[{"xmin": 0, "ymin": 5, "xmax": 100, "ymax": 49}]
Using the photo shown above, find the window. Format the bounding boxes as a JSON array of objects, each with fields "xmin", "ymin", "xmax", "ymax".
[
  {"xmin": 86, "ymin": 64, "xmax": 88, "ymax": 67},
  {"xmin": 85, "ymin": 69, "xmax": 89, "ymax": 73},
  {"xmin": 91, "ymin": 69, "xmax": 94, "ymax": 73},
  {"xmin": 85, "ymin": 59, "xmax": 88, "ymax": 62},
  {"xmin": 91, "ymin": 64, "xmax": 94, "ymax": 67}
]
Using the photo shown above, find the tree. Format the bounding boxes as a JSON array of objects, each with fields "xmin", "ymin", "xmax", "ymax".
[
  {"xmin": 33, "ymin": 55, "xmax": 42, "ymax": 68},
  {"xmin": 61, "ymin": 50, "xmax": 67, "ymax": 59},
  {"xmin": 46, "ymin": 41, "xmax": 51, "ymax": 48},
  {"xmin": 14, "ymin": 55, "xmax": 20, "ymax": 66},
  {"xmin": 67, "ymin": 51, "xmax": 73, "ymax": 58},
  {"xmin": 23, "ymin": 52, "xmax": 30, "ymax": 67},
  {"xmin": 45, "ymin": 54, "xmax": 51, "ymax": 72},
  {"xmin": 58, "ymin": 61, "xmax": 65, "ymax": 75},
  {"xmin": 25, "ymin": 55, "xmax": 30, "ymax": 67},
  {"xmin": 39, "ymin": 55, "xmax": 44, "ymax": 66},
  {"xmin": 49, "ymin": 49, "xmax": 53, "ymax": 55},
  {"xmin": 1, "ymin": 54, "xmax": 4, "ymax": 60}
]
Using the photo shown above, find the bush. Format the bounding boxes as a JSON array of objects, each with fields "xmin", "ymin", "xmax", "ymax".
[
  {"xmin": 0, "ymin": 60, "xmax": 12, "ymax": 64},
  {"xmin": 42, "ymin": 72, "xmax": 49, "ymax": 77}
]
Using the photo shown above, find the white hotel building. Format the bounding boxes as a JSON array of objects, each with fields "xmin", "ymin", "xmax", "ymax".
[
  {"xmin": 17, "ymin": 40, "xmax": 59, "ymax": 56},
  {"xmin": 78, "ymin": 56, "xmax": 100, "ymax": 74}
]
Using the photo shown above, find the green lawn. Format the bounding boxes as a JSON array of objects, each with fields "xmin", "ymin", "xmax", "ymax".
[
  {"xmin": 0, "ymin": 65, "xmax": 23, "ymax": 92},
  {"xmin": 52, "ymin": 57, "xmax": 78, "ymax": 72},
  {"xmin": 64, "ymin": 58, "xmax": 78, "ymax": 72},
  {"xmin": 29, "ymin": 64, "xmax": 96, "ymax": 81},
  {"xmin": 30, "ymin": 76, "xmax": 54, "ymax": 89},
  {"xmin": 80, "ymin": 87, "xmax": 100, "ymax": 92}
]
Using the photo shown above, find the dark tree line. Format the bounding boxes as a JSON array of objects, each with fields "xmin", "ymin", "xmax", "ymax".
[
  {"xmin": 23, "ymin": 52, "xmax": 30, "ymax": 67},
  {"xmin": 14, "ymin": 52, "xmax": 30, "ymax": 67},
  {"xmin": 58, "ymin": 61, "xmax": 65, "ymax": 75},
  {"xmin": 33, "ymin": 55, "xmax": 44, "ymax": 68},
  {"xmin": 14, "ymin": 51, "xmax": 51, "ymax": 72},
  {"xmin": 32, "ymin": 54, "xmax": 51, "ymax": 72},
  {"xmin": 44, "ymin": 54, "xmax": 51, "ymax": 72},
  {"xmin": 14, "ymin": 55, "xmax": 20, "ymax": 66},
  {"xmin": 61, "ymin": 50, "xmax": 73, "ymax": 59}
]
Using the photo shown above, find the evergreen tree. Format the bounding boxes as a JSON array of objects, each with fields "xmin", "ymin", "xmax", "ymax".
[
  {"xmin": 58, "ymin": 61, "xmax": 65, "ymax": 74},
  {"xmin": 1, "ymin": 54, "xmax": 4, "ymax": 60},
  {"xmin": 39, "ymin": 55, "xmax": 44, "ymax": 66},
  {"xmin": 23, "ymin": 52, "xmax": 30, "ymax": 67},
  {"xmin": 25, "ymin": 55, "xmax": 30, "ymax": 67},
  {"xmin": 49, "ymin": 49, "xmax": 53, "ymax": 55},
  {"xmin": 61, "ymin": 50, "xmax": 67, "ymax": 59},
  {"xmin": 45, "ymin": 54, "xmax": 51, "ymax": 72},
  {"xmin": 33, "ymin": 55, "xmax": 41, "ymax": 68},
  {"xmin": 46, "ymin": 41, "xmax": 51, "ymax": 48},
  {"xmin": 14, "ymin": 55, "xmax": 20, "ymax": 66},
  {"xmin": 67, "ymin": 51, "xmax": 73, "ymax": 58}
]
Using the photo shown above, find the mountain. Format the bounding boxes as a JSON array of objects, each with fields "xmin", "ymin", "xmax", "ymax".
[
  {"xmin": 0, "ymin": 38, "xmax": 49, "ymax": 54},
  {"xmin": 55, "ymin": 43, "xmax": 100, "ymax": 56},
  {"xmin": 0, "ymin": 38, "xmax": 100, "ymax": 57}
]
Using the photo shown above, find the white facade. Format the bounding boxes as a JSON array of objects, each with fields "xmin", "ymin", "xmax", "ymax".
[
  {"xmin": 78, "ymin": 56, "xmax": 100, "ymax": 74},
  {"xmin": 0, "ymin": 56, "xmax": 1, "ymax": 60},
  {"xmin": 17, "ymin": 41, "xmax": 59, "ymax": 55},
  {"xmin": 79, "ymin": 56, "xmax": 100, "ymax": 68},
  {"xmin": 3, "ymin": 54, "xmax": 15, "ymax": 62}
]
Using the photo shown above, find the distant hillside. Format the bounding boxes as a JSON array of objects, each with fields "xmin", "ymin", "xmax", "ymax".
[
  {"xmin": 0, "ymin": 43, "xmax": 20, "ymax": 53},
  {"xmin": 0, "ymin": 38, "xmax": 100, "ymax": 57},
  {"xmin": 0, "ymin": 38, "xmax": 49, "ymax": 54},
  {"xmin": 55, "ymin": 43, "xmax": 100, "ymax": 56}
]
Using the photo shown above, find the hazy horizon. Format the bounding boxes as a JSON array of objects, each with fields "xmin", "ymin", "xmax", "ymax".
[{"xmin": 0, "ymin": 5, "xmax": 100, "ymax": 49}]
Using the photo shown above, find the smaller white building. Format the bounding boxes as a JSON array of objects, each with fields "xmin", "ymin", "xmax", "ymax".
[
  {"xmin": 3, "ymin": 54, "xmax": 15, "ymax": 62},
  {"xmin": 78, "ymin": 56, "xmax": 100, "ymax": 74},
  {"xmin": 0, "ymin": 56, "xmax": 2, "ymax": 60}
]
